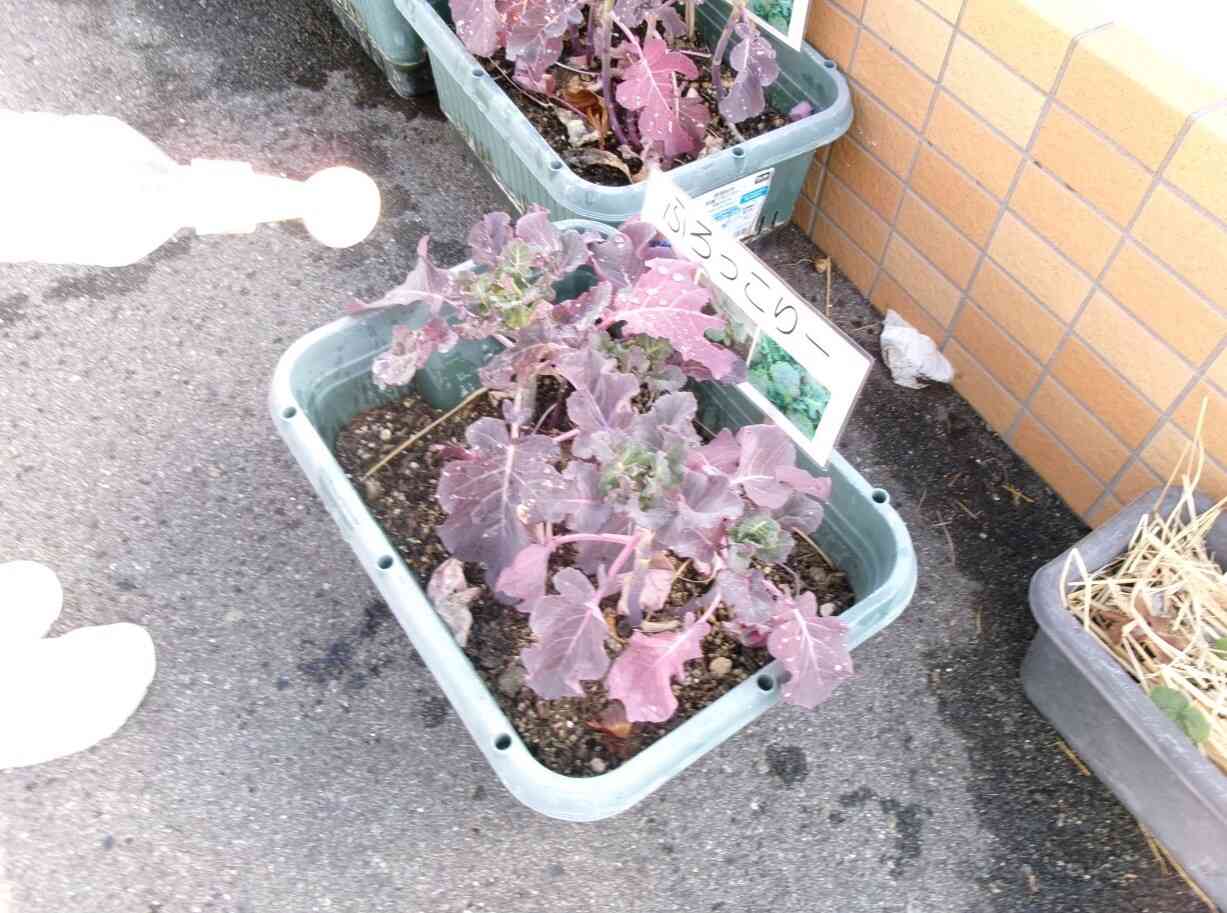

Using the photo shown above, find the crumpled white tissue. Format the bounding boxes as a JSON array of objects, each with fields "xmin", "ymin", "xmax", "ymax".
[{"xmin": 880, "ymin": 309, "xmax": 955, "ymax": 389}]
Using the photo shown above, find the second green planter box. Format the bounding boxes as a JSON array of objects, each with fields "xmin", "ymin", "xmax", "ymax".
[{"xmin": 392, "ymin": 0, "xmax": 853, "ymax": 234}]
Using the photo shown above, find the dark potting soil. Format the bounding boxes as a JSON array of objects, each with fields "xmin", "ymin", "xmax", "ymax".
[
  {"xmin": 479, "ymin": 37, "xmax": 790, "ymax": 187},
  {"xmin": 333, "ymin": 386, "xmax": 853, "ymax": 776}
]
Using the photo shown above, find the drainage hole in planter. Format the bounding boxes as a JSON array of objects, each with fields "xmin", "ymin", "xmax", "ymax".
[
  {"xmin": 377, "ymin": 555, "xmax": 394, "ymax": 570},
  {"xmin": 824, "ymin": 59, "xmax": 836, "ymax": 69},
  {"xmin": 493, "ymin": 733, "xmax": 513, "ymax": 751},
  {"xmin": 471, "ymin": 67, "xmax": 484, "ymax": 78},
  {"xmin": 550, "ymin": 159, "xmax": 564, "ymax": 172},
  {"xmin": 756, "ymin": 674, "xmax": 775, "ymax": 692},
  {"xmin": 281, "ymin": 406, "xmax": 297, "ymax": 419},
  {"xmin": 731, "ymin": 146, "xmax": 745, "ymax": 158},
  {"xmin": 871, "ymin": 488, "xmax": 890, "ymax": 505}
]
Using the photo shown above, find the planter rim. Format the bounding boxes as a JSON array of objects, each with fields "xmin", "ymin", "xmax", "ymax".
[
  {"xmin": 1028, "ymin": 487, "xmax": 1227, "ymax": 825},
  {"xmin": 395, "ymin": 0, "xmax": 853, "ymax": 220}
]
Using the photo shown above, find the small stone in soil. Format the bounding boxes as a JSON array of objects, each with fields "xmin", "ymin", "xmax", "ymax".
[
  {"xmin": 709, "ymin": 656, "xmax": 733, "ymax": 677},
  {"xmin": 590, "ymin": 757, "xmax": 607, "ymax": 774},
  {"xmin": 498, "ymin": 664, "xmax": 526, "ymax": 696},
  {"xmin": 379, "ymin": 427, "xmax": 392, "ymax": 441}
]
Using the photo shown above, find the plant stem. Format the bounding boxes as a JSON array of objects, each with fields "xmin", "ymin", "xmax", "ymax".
[
  {"xmin": 710, "ymin": 0, "xmax": 744, "ymax": 114},
  {"xmin": 598, "ymin": 9, "xmax": 631, "ymax": 149},
  {"xmin": 550, "ymin": 532, "xmax": 635, "ymax": 549},
  {"xmin": 685, "ymin": 0, "xmax": 696, "ymax": 41},
  {"xmin": 597, "ymin": 530, "xmax": 645, "ymax": 601},
  {"xmin": 362, "ymin": 387, "xmax": 488, "ymax": 480},
  {"xmin": 556, "ymin": 61, "xmax": 599, "ymax": 76},
  {"xmin": 532, "ymin": 402, "xmax": 558, "ymax": 434},
  {"xmin": 696, "ymin": 591, "xmax": 722, "ymax": 626},
  {"xmin": 488, "ymin": 61, "xmax": 552, "ymax": 109}
]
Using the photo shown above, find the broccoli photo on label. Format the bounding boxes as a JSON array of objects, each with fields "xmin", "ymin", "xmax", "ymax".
[
  {"xmin": 749, "ymin": 0, "xmax": 794, "ymax": 34},
  {"xmin": 748, "ymin": 336, "xmax": 831, "ymax": 439}
]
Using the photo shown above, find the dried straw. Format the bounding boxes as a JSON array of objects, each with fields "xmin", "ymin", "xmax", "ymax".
[{"xmin": 1061, "ymin": 402, "xmax": 1227, "ymax": 776}]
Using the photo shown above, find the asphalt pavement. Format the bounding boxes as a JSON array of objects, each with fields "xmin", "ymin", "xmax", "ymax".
[{"xmin": 0, "ymin": 2, "xmax": 1209, "ymax": 911}]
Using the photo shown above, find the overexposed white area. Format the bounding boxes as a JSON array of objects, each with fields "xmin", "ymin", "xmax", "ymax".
[
  {"xmin": 0, "ymin": 112, "xmax": 381, "ymax": 266},
  {"xmin": 0, "ymin": 561, "xmax": 156, "ymax": 769},
  {"xmin": 1115, "ymin": 0, "xmax": 1227, "ymax": 93}
]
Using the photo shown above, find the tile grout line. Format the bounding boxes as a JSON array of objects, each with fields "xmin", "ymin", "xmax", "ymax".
[
  {"xmin": 1039, "ymin": 90, "xmax": 1206, "ymax": 522},
  {"xmin": 805, "ymin": 9, "xmax": 1227, "ymax": 518},
  {"xmin": 811, "ymin": 38, "xmax": 1227, "ymax": 373},
  {"xmin": 1094, "ymin": 333, "xmax": 1227, "ymax": 518},
  {"xmin": 807, "ymin": 0, "xmax": 882, "ymax": 294},
  {"xmin": 967, "ymin": 22, "xmax": 1111, "ymax": 442},
  {"xmin": 827, "ymin": 98, "xmax": 1212, "ymax": 449},
  {"xmin": 857, "ymin": 0, "xmax": 966, "ymax": 316}
]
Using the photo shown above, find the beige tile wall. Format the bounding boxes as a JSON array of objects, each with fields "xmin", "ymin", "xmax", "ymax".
[{"xmin": 794, "ymin": 0, "xmax": 1227, "ymax": 524}]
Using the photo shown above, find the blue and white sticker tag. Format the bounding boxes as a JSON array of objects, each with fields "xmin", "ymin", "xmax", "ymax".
[{"xmin": 692, "ymin": 168, "xmax": 774, "ymax": 240}]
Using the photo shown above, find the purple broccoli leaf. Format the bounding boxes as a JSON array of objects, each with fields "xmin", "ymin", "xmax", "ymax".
[
  {"xmin": 559, "ymin": 461, "xmax": 615, "ymax": 534},
  {"xmin": 371, "ymin": 318, "xmax": 457, "ymax": 388},
  {"xmin": 552, "ymin": 280, "xmax": 612, "ymax": 331},
  {"xmin": 604, "ymin": 260, "xmax": 742, "ymax": 382},
  {"xmin": 591, "ymin": 218, "xmax": 662, "ymax": 290},
  {"xmin": 726, "ymin": 512, "xmax": 794, "ymax": 571},
  {"xmin": 767, "ymin": 591, "xmax": 853, "ymax": 709},
  {"xmin": 654, "ymin": 3, "xmax": 688, "ymax": 37},
  {"xmin": 556, "ymin": 347, "xmax": 639, "ymax": 460},
  {"xmin": 497, "ymin": 0, "xmax": 532, "ymax": 31},
  {"xmin": 789, "ymin": 100, "xmax": 814, "ymax": 121},
  {"xmin": 427, "ymin": 558, "xmax": 481, "ymax": 646},
  {"xmin": 514, "ymin": 207, "xmax": 562, "ymax": 253},
  {"xmin": 612, "ymin": 0, "xmax": 656, "ymax": 27},
  {"xmin": 521, "ymin": 568, "xmax": 612, "ymax": 698},
  {"xmin": 615, "ymin": 34, "xmax": 708, "ymax": 156},
  {"xmin": 512, "ymin": 39, "xmax": 563, "ymax": 93},
  {"xmin": 716, "ymin": 569, "xmax": 776, "ymax": 646},
  {"xmin": 468, "ymin": 211, "xmax": 514, "ymax": 266},
  {"xmin": 437, "ymin": 417, "xmax": 569, "ymax": 585},
  {"xmin": 631, "ymin": 391, "xmax": 701, "ymax": 452},
  {"xmin": 775, "ymin": 465, "xmax": 833, "ymax": 501},
  {"xmin": 730, "ymin": 425, "xmax": 798, "ymax": 509},
  {"xmin": 647, "ymin": 469, "xmax": 744, "ymax": 564},
  {"xmin": 688, "ymin": 427, "xmax": 740, "ymax": 475},
  {"xmin": 451, "ymin": 0, "xmax": 503, "ymax": 57},
  {"xmin": 772, "ymin": 491, "xmax": 827, "ymax": 535},
  {"xmin": 348, "ymin": 236, "xmax": 456, "ymax": 314},
  {"xmin": 478, "ymin": 329, "xmax": 570, "ymax": 393},
  {"xmin": 719, "ymin": 19, "xmax": 779, "ymax": 124},
  {"xmin": 507, "ymin": 0, "xmax": 583, "ymax": 90},
  {"xmin": 574, "ymin": 515, "xmax": 636, "ymax": 574},
  {"xmin": 606, "ymin": 614, "xmax": 711, "ymax": 722},
  {"xmin": 495, "ymin": 543, "xmax": 552, "ymax": 606},
  {"xmin": 618, "ymin": 553, "xmax": 675, "ymax": 626},
  {"xmin": 514, "ymin": 207, "xmax": 595, "ymax": 275},
  {"xmin": 612, "ymin": 0, "xmax": 689, "ymax": 35}
]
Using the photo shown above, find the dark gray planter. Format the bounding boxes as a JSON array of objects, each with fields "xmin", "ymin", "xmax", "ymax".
[{"xmin": 1024, "ymin": 488, "xmax": 1227, "ymax": 905}]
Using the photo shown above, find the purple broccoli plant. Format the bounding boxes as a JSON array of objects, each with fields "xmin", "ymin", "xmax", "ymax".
[
  {"xmin": 448, "ymin": 0, "xmax": 781, "ymax": 165},
  {"xmin": 354, "ymin": 208, "xmax": 852, "ymax": 724}
]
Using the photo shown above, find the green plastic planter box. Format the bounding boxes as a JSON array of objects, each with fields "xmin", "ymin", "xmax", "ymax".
[
  {"xmin": 323, "ymin": 0, "xmax": 448, "ymax": 96},
  {"xmin": 269, "ymin": 223, "xmax": 915, "ymax": 819},
  {"xmin": 392, "ymin": 0, "xmax": 852, "ymax": 234}
]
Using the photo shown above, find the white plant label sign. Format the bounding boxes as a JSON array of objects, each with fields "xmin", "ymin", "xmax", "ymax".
[{"xmin": 642, "ymin": 170, "xmax": 872, "ymax": 466}]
